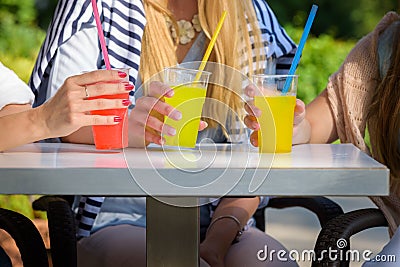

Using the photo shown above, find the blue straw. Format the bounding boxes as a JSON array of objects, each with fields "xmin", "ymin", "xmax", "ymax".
[{"xmin": 282, "ymin": 4, "xmax": 318, "ymax": 95}]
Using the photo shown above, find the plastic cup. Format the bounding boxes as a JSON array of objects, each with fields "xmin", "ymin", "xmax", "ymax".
[
  {"xmin": 89, "ymin": 68, "xmax": 130, "ymax": 150},
  {"xmin": 265, "ymin": 42, "xmax": 276, "ymax": 75},
  {"xmin": 252, "ymin": 74, "xmax": 298, "ymax": 153},
  {"xmin": 163, "ymin": 67, "xmax": 211, "ymax": 148},
  {"xmin": 265, "ymin": 55, "xmax": 277, "ymax": 75}
]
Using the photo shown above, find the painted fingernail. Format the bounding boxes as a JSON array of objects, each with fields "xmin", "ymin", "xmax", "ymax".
[
  {"xmin": 172, "ymin": 111, "xmax": 182, "ymax": 120},
  {"xmin": 252, "ymin": 122, "xmax": 259, "ymax": 129},
  {"xmin": 122, "ymin": 99, "xmax": 131, "ymax": 106},
  {"xmin": 124, "ymin": 84, "xmax": 134, "ymax": 90},
  {"xmin": 251, "ymin": 136, "xmax": 258, "ymax": 146},
  {"xmin": 114, "ymin": 116, "xmax": 122, "ymax": 122},
  {"xmin": 167, "ymin": 127, "xmax": 176, "ymax": 136},
  {"xmin": 118, "ymin": 71, "xmax": 127, "ymax": 78},
  {"xmin": 166, "ymin": 89, "xmax": 174, "ymax": 97}
]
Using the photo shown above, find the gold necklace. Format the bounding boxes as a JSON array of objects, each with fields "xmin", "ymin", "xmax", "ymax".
[{"xmin": 166, "ymin": 14, "xmax": 201, "ymax": 45}]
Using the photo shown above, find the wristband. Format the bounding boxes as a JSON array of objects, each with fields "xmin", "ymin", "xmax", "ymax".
[{"xmin": 206, "ymin": 215, "xmax": 244, "ymax": 243}]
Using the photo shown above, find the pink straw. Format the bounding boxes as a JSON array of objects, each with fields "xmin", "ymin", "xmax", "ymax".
[{"xmin": 91, "ymin": 0, "xmax": 111, "ymax": 70}]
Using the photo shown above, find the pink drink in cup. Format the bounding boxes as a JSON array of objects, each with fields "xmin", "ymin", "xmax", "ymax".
[{"xmin": 89, "ymin": 68, "xmax": 130, "ymax": 150}]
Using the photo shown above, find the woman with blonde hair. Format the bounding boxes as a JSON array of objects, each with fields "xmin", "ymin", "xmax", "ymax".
[{"xmin": 30, "ymin": 0, "xmax": 298, "ymax": 266}]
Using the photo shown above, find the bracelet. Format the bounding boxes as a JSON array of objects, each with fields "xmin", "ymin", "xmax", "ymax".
[{"xmin": 206, "ymin": 215, "xmax": 244, "ymax": 243}]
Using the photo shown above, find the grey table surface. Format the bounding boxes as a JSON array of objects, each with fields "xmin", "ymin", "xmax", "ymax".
[
  {"xmin": 0, "ymin": 142, "xmax": 390, "ymax": 267},
  {"xmin": 0, "ymin": 142, "xmax": 389, "ymax": 196}
]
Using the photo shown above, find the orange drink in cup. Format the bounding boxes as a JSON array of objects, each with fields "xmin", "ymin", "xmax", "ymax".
[
  {"xmin": 163, "ymin": 67, "xmax": 211, "ymax": 148},
  {"xmin": 252, "ymin": 74, "xmax": 298, "ymax": 153},
  {"xmin": 89, "ymin": 68, "xmax": 130, "ymax": 150}
]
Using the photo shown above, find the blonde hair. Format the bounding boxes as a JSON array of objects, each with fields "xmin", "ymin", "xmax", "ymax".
[{"xmin": 140, "ymin": 0, "xmax": 265, "ymax": 133}]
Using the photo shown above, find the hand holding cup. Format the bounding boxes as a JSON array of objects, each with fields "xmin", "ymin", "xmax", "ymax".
[
  {"xmin": 38, "ymin": 69, "xmax": 132, "ymax": 139},
  {"xmin": 244, "ymin": 75, "xmax": 305, "ymax": 152},
  {"xmin": 129, "ymin": 79, "xmax": 209, "ymax": 148}
]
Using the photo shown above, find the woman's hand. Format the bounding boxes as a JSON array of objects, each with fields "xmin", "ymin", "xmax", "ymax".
[
  {"xmin": 292, "ymin": 98, "xmax": 308, "ymax": 145},
  {"xmin": 37, "ymin": 69, "xmax": 132, "ymax": 139},
  {"xmin": 200, "ymin": 242, "xmax": 225, "ymax": 267},
  {"xmin": 128, "ymin": 81, "xmax": 180, "ymax": 147},
  {"xmin": 243, "ymin": 84, "xmax": 261, "ymax": 147},
  {"xmin": 128, "ymin": 81, "xmax": 208, "ymax": 148},
  {"xmin": 243, "ymin": 84, "xmax": 308, "ymax": 146},
  {"xmin": 200, "ymin": 197, "xmax": 260, "ymax": 267}
]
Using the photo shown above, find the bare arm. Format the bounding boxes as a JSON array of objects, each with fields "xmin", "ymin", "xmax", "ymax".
[
  {"xmin": 61, "ymin": 126, "xmax": 94, "ymax": 144},
  {"xmin": 200, "ymin": 197, "xmax": 259, "ymax": 267},
  {"xmin": 0, "ymin": 103, "xmax": 31, "ymax": 117},
  {"xmin": 0, "ymin": 70, "xmax": 130, "ymax": 151},
  {"xmin": 0, "ymin": 106, "xmax": 48, "ymax": 151},
  {"xmin": 303, "ymin": 89, "xmax": 338, "ymax": 144}
]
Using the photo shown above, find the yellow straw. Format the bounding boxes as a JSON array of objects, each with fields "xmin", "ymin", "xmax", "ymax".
[{"xmin": 194, "ymin": 10, "xmax": 228, "ymax": 82}]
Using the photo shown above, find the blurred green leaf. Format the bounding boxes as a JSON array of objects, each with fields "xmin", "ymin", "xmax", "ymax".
[{"xmin": 285, "ymin": 26, "xmax": 356, "ymax": 104}]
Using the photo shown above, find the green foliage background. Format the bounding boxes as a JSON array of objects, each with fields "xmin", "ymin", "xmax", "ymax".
[
  {"xmin": 268, "ymin": 0, "xmax": 399, "ymax": 39},
  {"xmin": 285, "ymin": 27, "xmax": 355, "ymax": 104},
  {"xmin": 0, "ymin": 0, "xmax": 45, "ymax": 82},
  {"xmin": 0, "ymin": 0, "xmax": 397, "ymax": 218}
]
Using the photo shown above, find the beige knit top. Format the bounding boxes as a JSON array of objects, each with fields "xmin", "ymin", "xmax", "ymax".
[{"xmin": 326, "ymin": 11, "xmax": 400, "ymax": 236}]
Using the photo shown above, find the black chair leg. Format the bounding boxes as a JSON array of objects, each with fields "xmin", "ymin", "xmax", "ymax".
[
  {"xmin": 0, "ymin": 246, "xmax": 12, "ymax": 267},
  {"xmin": 33, "ymin": 196, "xmax": 78, "ymax": 267},
  {"xmin": 0, "ymin": 208, "xmax": 49, "ymax": 267},
  {"xmin": 254, "ymin": 197, "xmax": 345, "ymax": 232},
  {"xmin": 47, "ymin": 200, "xmax": 78, "ymax": 267},
  {"xmin": 312, "ymin": 208, "xmax": 387, "ymax": 267}
]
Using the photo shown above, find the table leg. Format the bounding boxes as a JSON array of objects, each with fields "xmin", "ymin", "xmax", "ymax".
[{"xmin": 146, "ymin": 197, "xmax": 199, "ymax": 267}]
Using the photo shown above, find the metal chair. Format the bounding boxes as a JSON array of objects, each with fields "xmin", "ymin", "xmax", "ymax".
[
  {"xmin": 0, "ymin": 208, "xmax": 49, "ymax": 267},
  {"xmin": 312, "ymin": 208, "xmax": 387, "ymax": 267},
  {"xmin": 254, "ymin": 196, "xmax": 345, "ymax": 232},
  {"xmin": 32, "ymin": 196, "xmax": 77, "ymax": 267},
  {"xmin": 33, "ymin": 195, "xmax": 346, "ymax": 267}
]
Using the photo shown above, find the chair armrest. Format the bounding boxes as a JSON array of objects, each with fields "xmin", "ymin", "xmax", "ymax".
[
  {"xmin": 254, "ymin": 197, "xmax": 344, "ymax": 231},
  {"xmin": 313, "ymin": 208, "xmax": 387, "ymax": 267},
  {"xmin": 33, "ymin": 196, "xmax": 77, "ymax": 267},
  {"xmin": 0, "ymin": 208, "xmax": 49, "ymax": 267},
  {"xmin": 0, "ymin": 246, "xmax": 12, "ymax": 267}
]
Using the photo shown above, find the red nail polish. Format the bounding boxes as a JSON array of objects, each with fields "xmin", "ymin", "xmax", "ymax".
[
  {"xmin": 124, "ymin": 84, "xmax": 134, "ymax": 90},
  {"xmin": 114, "ymin": 116, "xmax": 122, "ymax": 122},
  {"xmin": 118, "ymin": 71, "xmax": 127, "ymax": 78},
  {"xmin": 122, "ymin": 99, "xmax": 131, "ymax": 106}
]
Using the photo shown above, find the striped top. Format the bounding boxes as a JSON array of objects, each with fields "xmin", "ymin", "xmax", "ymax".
[
  {"xmin": 252, "ymin": 0, "xmax": 297, "ymax": 73},
  {"xmin": 28, "ymin": 0, "xmax": 296, "ymax": 238},
  {"xmin": 29, "ymin": 0, "xmax": 146, "ymax": 107}
]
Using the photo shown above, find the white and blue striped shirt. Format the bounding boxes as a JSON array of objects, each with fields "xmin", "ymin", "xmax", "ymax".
[
  {"xmin": 29, "ymin": 0, "xmax": 146, "ymax": 107},
  {"xmin": 252, "ymin": 0, "xmax": 297, "ymax": 73}
]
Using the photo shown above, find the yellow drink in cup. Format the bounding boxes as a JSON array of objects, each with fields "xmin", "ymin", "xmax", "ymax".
[
  {"xmin": 255, "ymin": 95, "xmax": 296, "ymax": 153},
  {"xmin": 252, "ymin": 75, "xmax": 298, "ymax": 153},
  {"xmin": 163, "ymin": 67, "xmax": 211, "ymax": 148},
  {"xmin": 164, "ymin": 85, "xmax": 207, "ymax": 147}
]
